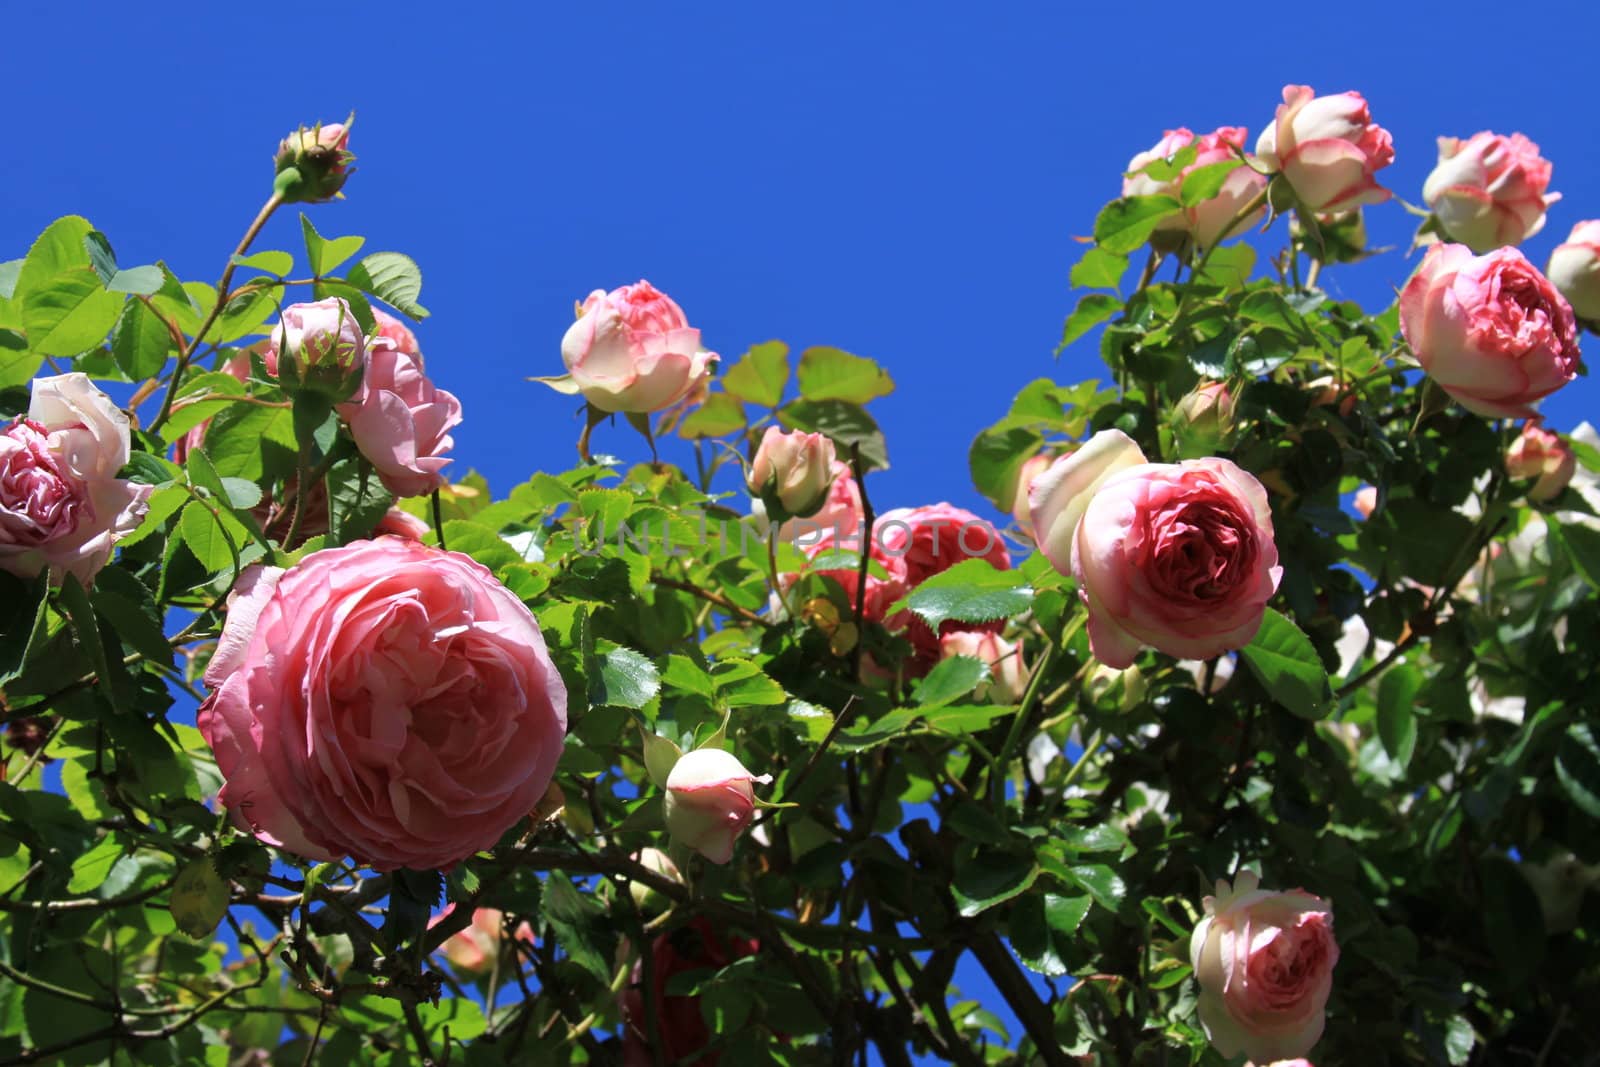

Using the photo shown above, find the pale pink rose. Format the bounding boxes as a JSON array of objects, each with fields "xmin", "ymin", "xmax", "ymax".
[
  {"xmin": 1352, "ymin": 486, "xmax": 1378, "ymax": 520},
  {"xmin": 1073, "ymin": 458, "xmax": 1281, "ymax": 669},
  {"xmin": 1423, "ymin": 132, "xmax": 1558, "ymax": 252},
  {"xmin": 663, "ymin": 748, "xmax": 772, "ymax": 865},
  {"xmin": 1030, "ymin": 430, "xmax": 1149, "ymax": 577},
  {"xmin": 0, "ymin": 374, "xmax": 152, "ymax": 587},
  {"xmin": 428, "ymin": 904, "xmax": 534, "ymax": 976},
  {"xmin": 1010, "ymin": 453, "xmax": 1055, "ymax": 533},
  {"xmin": 560, "ymin": 281, "xmax": 716, "ymax": 414},
  {"xmin": 1547, "ymin": 220, "xmax": 1600, "ymax": 321},
  {"xmin": 1123, "ymin": 128, "xmax": 1267, "ymax": 248},
  {"xmin": 370, "ymin": 307, "xmax": 421, "ymax": 356},
  {"xmin": 748, "ymin": 427, "xmax": 837, "ymax": 521},
  {"xmin": 197, "ymin": 537, "xmax": 568, "ymax": 871},
  {"xmin": 939, "ymin": 630, "xmax": 1028, "ymax": 703},
  {"xmin": 1255, "ymin": 85, "xmax": 1394, "ymax": 212},
  {"xmin": 373, "ymin": 507, "xmax": 432, "ymax": 540},
  {"xmin": 1399, "ymin": 243, "xmax": 1581, "ymax": 419},
  {"xmin": 337, "ymin": 333, "xmax": 463, "ymax": 497},
  {"xmin": 274, "ymin": 297, "xmax": 365, "ymax": 393},
  {"xmin": 1122, "ymin": 128, "xmax": 1195, "ymax": 238},
  {"xmin": 1191, "ymin": 871, "xmax": 1338, "ymax": 1064},
  {"xmin": 776, "ymin": 460, "xmax": 861, "ymax": 546},
  {"xmin": 1506, "ymin": 421, "xmax": 1576, "ymax": 502}
]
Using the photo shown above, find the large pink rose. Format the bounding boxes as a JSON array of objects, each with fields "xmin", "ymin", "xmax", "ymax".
[
  {"xmin": 560, "ymin": 281, "xmax": 715, "ymax": 414},
  {"xmin": 1423, "ymin": 132, "xmax": 1558, "ymax": 252},
  {"xmin": 1255, "ymin": 85, "xmax": 1394, "ymax": 212},
  {"xmin": 1123, "ymin": 127, "xmax": 1268, "ymax": 249},
  {"xmin": 1547, "ymin": 220, "xmax": 1600, "ymax": 321},
  {"xmin": 1191, "ymin": 871, "xmax": 1339, "ymax": 1064},
  {"xmin": 197, "ymin": 537, "xmax": 568, "ymax": 871},
  {"xmin": 1399, "ymin": 243, "xmax": 1581, "ymax": 419},
  {"xmin": 0, "ymin": 374, "xmax": 152, "ymax": 587},
  {"xmin": 337, "ymin": 332, "xmax": 463, "ymax": 497},
  {"xmin": 1072, "ymin": 458, "xmax": 1281, "ymax": 669}
]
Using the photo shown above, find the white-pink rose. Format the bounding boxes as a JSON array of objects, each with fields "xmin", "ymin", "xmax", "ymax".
[
  {"xmin": 1547, "ymin": 220, "xmax": 1600, "ymax": 321},
  {"xmin": 748, "ymin": 427, "xmax": 836, "ymax": 521},
  {"xmin": 662, "ymin": 748, "xmax": 771, "ymax": 865},
  {"xmin": 560, "ymin": 281, "xmax": 715, "ymax": 414},
  {"xmin": 1010, "ymin": 453, "xmax": 1055, "ymax": 534},
  {"xmin": 1191, "ymin": 871, "xmax": 1339, "ymax": 1064},
  {"xmin": 775, "ymin": 459, "xmax": 862, "ymax": 546},
  {"xmin": 1506, "ymin": 421, "xmax": 1576, "ymax": 502},
  {"xmin": 1073, "ymin": 457, "xmax": 1281, "ymax": 669},
  {"xmin": 1029, "ymin": 429, "xmax": 1150, "ymax": 576},
  {"xmin": 1399, "ymin": 243, "xmax": 1581, "ymax": 419},
  {"xmin": 197, "ymin": 537, "xmax": 568, "ymax": 871},
  {"xmin": 337, "ymin": 331, "xmax": 463, "ymax": 497},
  {"xmin": 1123, "ymin": 127, "xmax": 1267, "ymax": 249},
  {"xmin": 1255, "ymin": 85, "xmax": 1394, "ymax": 212},
  {"xmin": 1352, "ymin": 486, "xmax": 1378, "ymax": 520},
  {"xmin": 1423, "ymin": 132, "xmax": 1558, "ymax": 252},
  {"xmin": 0, "ymin": 374, "xmax": 152, "ymax": 587},
  {"xmin": 428, "ymin": 904, "xmax": 534, "ymax": 976},
  {"xmin": 939, "ymin": 630, "xmax": 1028, "ymax": 704}
]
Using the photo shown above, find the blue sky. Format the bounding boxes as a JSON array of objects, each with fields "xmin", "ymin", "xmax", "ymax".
[{"xmin": 8, "ymin": 0, "xmax": 1600, "ymax": 1057}]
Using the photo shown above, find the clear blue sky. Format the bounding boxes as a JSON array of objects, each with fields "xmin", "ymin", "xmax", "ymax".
[{"xmin": 9, "ymin": 0, "xmax": 1599, "ymax": 1057}]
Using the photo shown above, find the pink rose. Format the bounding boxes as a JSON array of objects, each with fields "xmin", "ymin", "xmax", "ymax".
[
  {"xmin": 875, "ymin": 503, "xmax": 1011, "ymax": 588},
  {"xmin": 1030, "ymin": 430, "xmax": 1150, "ymax": 576},
  {"xmin": 662, "ymin": 748, "xmax": 771, "ymax": 865},
  {"xmin": 1399, "ymin": 243, "xmax": 1581, "ymax": 419},
  {"xmin": 1123, "ymin": 128, "xmax": 1267, "ymax": 249},
  {"xmin": 939, "ymin": 630, "xmax": 1028, "ymax": 703},
  {"xmin": 1506, "ymin": 421, "xmax": 1576, "ymax": 502},
  {"xmin": 1423, "ymin": 132, "xmax": 1558, "ymax": 252},
  {"xmin": 373, "ymin": 507, "xmax": 432, "ymax": 540},
  {"xmin": 274, "ymin": 297, "xmax": 365, "ymax": 396},
  {"xmin": 1190, "ymin": 871, "xmax": 1339, "ymax": 1064},
  {"xmin": 775, "ymin": 460, "xmax": 861, "ymax": 545},
  {"xmin": 1547, "ymin": 220, "xmax": 1600, "ymax": 321},
  {"xmin": 0, "ymin": 374, "xmax": 152, "ymax": 587},
  {"xmin": 1352, "ymin": 486, "xmax": 1378, "ymax": 520},
  {"xmin": 197, "ymin": 537, "xmax": 568, "ymax": 871},
  {"xmin": 370, "ymin": 307, "xmax": 421, "ymax": 356},
  {"xmin": 1072, "ymin": 457, "xmax": 1281, "ymax": 669},
  {"xmin": 1255, "ymin": 85, "xmax": 1394, "ymax": 212},
  {"xmin": 748, "ymin": 427, "xmax": 837, "ymax": 521},
  {"xmin": 1010, "ymin": 452, "xmax": 1055, "ymax": 534},
  {"xmin": 428, "ymin": 904, "xmax": 533, "ymax": 976},
  {"xmin": 560, "ymin": 281, "xmax": 716, "ymax": 414},
  {"xmin": 336, "ymin": 331, "xmax": 463, "ymax": 497}
]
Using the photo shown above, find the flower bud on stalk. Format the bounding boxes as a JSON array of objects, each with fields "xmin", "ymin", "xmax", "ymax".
[
  {"xmin": 663, "ymin": 748, "xmax": 772, "ymax": 865},
  {"xmin": 1506, "ymin": 421, "xmax": 1576, "ymax": 502},
  {"xmin": 274, "ymin": 297, "xmax": 366, "ymax": 403},
  {"xmin": 747, "ymin": 427, "xmax": 837, "ymax": 523},
  {"xmin": 1173, "ymin": 381, "xmax": 1235, "ymax": 458},
  {"xmin": 273, "ymin": 115, "xmax": 355, "ymax": 203}
]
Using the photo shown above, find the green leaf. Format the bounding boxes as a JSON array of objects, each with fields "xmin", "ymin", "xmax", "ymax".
[
  {"xmin": 1045, "ymin": 892, "xmax": 1093, "ymax": 937},
  {"xmin": 721, "ymin": 340, "xmax": 789, "ymax": 407},
  {"xmin": 440, "ymin": 520, "xmax": 523, "ymax": 571},
  {"xmin": 1384, "ymin": 500, "xmax": 1475, "ymax": 587},
  {"xmin": 178, "ymin": 500, "xmax": 245, "ymax": 574},
  {"xmin": 1477, "ymin": 856, "xmax": 1544, "ymax": 983},
  {"xmin": 68, "ymin": 836, "xmax": 124, "ymax": 894},
  {"xmin": 641, "ymin": 730, "xmax": 683, "ymax": 788},
  {"xmin": 1194, "ymin": 243, "xmax": 1256, "ymax": 288},
  {"xmin": 58, "ymin": 574, "xmax": 120, "ymax": 713},
  {"xmin": 1008, "ymin": 893, "xmax": 1069, "ymax": 977},
  {"xmin": 1092, "ymin": 195, "xmax": 1181, "ymax": 254},
  {"xmin": 300, "ymin": 213, "xmax": 365, "ymax": 277},
  {"xmin": 1555, "ymin": 723, "xmax": 1600, "ymax": 819},
  {"xmin": 1550, "ymin": 517, "xmax": 1600, "ymax": 591},
  {"xmin": 1238, "ymin": 290, "xmax": 1301, "ymax": 333},
  {"xmin": 593, "ymin": 647, "xmax": 660, "ymax": 709},
  {"xmin": 230, "ymin": 250, "xmax": 294, "ymax": 276},
  {"xmin": 1376, "ymin": 663, "xmax": 1422, "ymax": 769},
  {"xmin": 796, "ymin": 346, "xmax": 894, "ymax": 404},
  {"xmin": 111, "ymin": 299, "xmax": 174, "ymax": 380},
  {"xmin": 1239, "ymin": 608, "xmax": 1331, "ymax": 720},
  {"xmin": 1128, "ymin": 144, "xmax": 1197, "ymax": 182},
  {"xmin": 348, "ymin": 251, "xmax": 428, "ymax": 319},
  {"xmin": 327, "ymin": 459, "xmax": 392, "ymax": 544},
  {"xmin": 170, "ymin": 857, "xmax": 229, "ymax": 938},
  {"xmin": 1058, "ymin": 293, "xmax": 1122, "ymax": 350},
  {"xmin": 90, "ymin": 568, "xmax": 171, "ymax": 667},
  {"xmin": 1069, "ymin": 246, "xmax": 1129, "ymax": 290},
  {"xmin": 21, "ymin": 269, "xmax": 124, "ymax": 355},
  {"xmin": 678, "ymin": 393, "xmax": 747, "ymax": 439},
  {"xmin": 969, "ymin": 425, "xmax": 1044, "ymax": 511},
  {"xmin": 1050, "ymin": 861, "xmax": 1126, "ymax": 911},
  {"xmin": 897, "ymin": 559, "xmax": 1033, "ymax": 632},
  {"xmin": 912, "ymin": 655, "xmax": 988, "ymax": 708},
  {"xmin": 952, "ymin": 849, "xmax": 1038, "ymax": 917},
  {"xmin": 777, "ymin": 398, "xmax": 889, "ymax": 470},
  {"xmin": 1179, "ymin": 159, "xmax": 1243, "ymax": 207},
  {"xmin": 662, "ymin": 654, "xmax": 716, "ymax": 699}
]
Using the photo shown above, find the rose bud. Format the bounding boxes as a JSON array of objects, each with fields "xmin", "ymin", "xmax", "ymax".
[
  {"xmin": 629, "ymin": 847, "xmax": 684, "ymax": 915},
  {"xmin": 273, "ymin": 117, "xmax": 355, "ymax": 203},
  {"xmin": 1399, "ymin": 244, "xmax": 1581, "ymax": 419},
  {"xmin": 336, "ymin": 329, "xmax": 463, "ymax": 498},
  {"xmin": 1422, "ymin": 132, "xmax": 1558, "ymax": 252},
  {"xmin": 1073, "ymin": 458, "xmax": 1281, "ymax": 669},
  {"xmin": 747, "ymin": 427, "xmax": 837, "ymax": 522},
  {"xmin": 766, "ymin": 459, "xmax": 862, "ymax": 545},
  {"xmin": 1547, "ymin": 220, "xmax": 1600, "ymax": 322},
  {"xmin": 1009, "ymin": 453, "xmax": 1055, "ymax": 534},
  {"xmin": 428, "ymin": 904, "xmax": 534, "ymax": 976},
  {"xmin": 1029, "ymin": 429, "xmax": 1149, "ymax": 577},
  {"xmin": 1173, "ymin": 380, "xmax": 1236, "ymax": 458},
  {"xmin": 1305, "ymin": 375, "xmax": 1357, "ymax": 417},
  {"xmin": 0, "ymin": 374, "xmax": 152, "ymax": 587},
  {"xmin": 663, "ymin": 748, "xmax": 772, "ymax": 865},
  {"xmin": 1191, "ymin": 871, "xmax": 1339, "ymax": 1064},
  {"xmin": 274, "ymin": 298, "xmax": 366, "ymax": 401},
  {"xmin": 558, "ymin": 280, "xmax": 716, "ymax": 414},
  {"xmin": 1506, "ymin": 421, "xmax": 1576, "ymax": 502},
  {"xmin": 1255, "ymin": 85, "xmax": 1394, "ymax": 212},
  {"xmin": 197, "ymin": 538, "xmax": 568, "ymax": 871},
  {"xmin": 939, "ymin": 630, "xmax": 1028, "ymax": 704},
  {"xmin": 1352, "ymin": 486, "xmax": 1378, "ymax": 520},
  {"xmin": 619, "ymin": 918, "xmax": 759, "ymax": 1066}
]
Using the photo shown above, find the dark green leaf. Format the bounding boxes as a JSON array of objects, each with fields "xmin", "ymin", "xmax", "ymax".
[
  {"xmin": 969, "ymin": 425, "xmax": 1044, "ymax": 511},
  {"xmin": 111, "ymin": 299, "xmax": 174, "ymax": 380},
  {"xmin": 1555, "ymin": 723, "xmax": 1600, "ymax": 819},
  {"xmin": 1240, "ymin": 608, "xmax": 1331, "ymax": 720},
  {"xmin": 897, "ymin": 559, "xmax": 1033, "ymax": 632},
  {"xmin": 777, "ymin": 398, "xmax": 888, "ymax": 470},
  {"xmin": 1376, "ymin": 664, "xmax": 1422, "ymax": 769},
  {"xmin": 58, "ymin": 575, "xmax": 120, "ymax": 713},
  {"xmin": 952, "ymin": 849, "xmax": 1038, "ymax": 917},
  {"xmin": 348, "ymin": 251, "xmax": 428, "ymax": 319}
]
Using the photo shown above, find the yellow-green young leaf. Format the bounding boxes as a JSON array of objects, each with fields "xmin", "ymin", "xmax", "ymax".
[
  {"xmin": 170, "ymin": 858, "xmax": 229, "ymax": 938},
  {"xmin": 111, "ymin": 299, "xmax": 175, "ymax": 380},
  {"xmin": 300, "ymin": 213, "xmax": 366, "ymax": 278},
  {"xmin": 796, "ymin": 346, "xmax": 894, "ymax": 404},
  {"xmin": 641, "ymin": 729, "xmax": 683, "ymax": 788},
  {"xmin": 1179, "ymin": 159, "xmax": 1243, "ymax": 207},
  {"xmin": 21, "ymin": 270, "xmax": 124, "ymax": 355},
  {"xmin": 161, "ymin": 371, "xmax": 248, "ymax": 440},
  {"xmin": 178, "ymin": 500, "xmax": 246, "ymax": 573},
  {"xmin": 592, "ymin": 647, "xmax": 660, "ymax": 709},
  {"xmin": 1091, "ymin": 195, "xmax": 1181, "ymax": 254},
  {"xmin": 911, "ymin": 655, "xmax": 988, "ymax": 708},
  {"xmin": 67, "ymin": 837, "xmax": 124, "ymax": 894},
  {"xmin": 721, "ymin": 340, "xmax": 789, "ymax": 407},
  {"xmin": 677, "ymin": 393, "xmax": 746, "ymax": 439},
  {"xmin": 230, "ymin": 250, "xmax": 294, "ymax": 276},
  {"xmin": 1069, "ymin": 246, "xmax": 1129, "ymax": 290},
  {"xmin": 1239, "ymin": 608, "xmax": 1331, "ymax": 720}
]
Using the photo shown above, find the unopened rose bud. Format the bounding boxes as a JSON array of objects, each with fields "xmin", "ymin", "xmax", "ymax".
[
  {"xmin": 939, "ymin": 630, "xmax": 1028, "ymax": 703},
  {"xmin": 1353, "ymin": 486, "xmax": 1378, "ymax": 520},
  {"xmin": 1305, "ymin": 376, "xmax": 1357, "ymax": 417},
  {"xmin": 747, "ymin": 427, "xmax": 837, "ymax": 522},
  {"xmin": 1173, "ymin": 381, "xmax": 1235, "ymax": 457},
  {"xmin": 274, "ymin": 298, "xmax": 366, "ymax": 401},
  {"xmin": 629, "ymin": 847, "xmax": 683, "ymax": 915},
  {"xmin": 1548, "ymin": 220, "xmax": 1600, "ymax": 323},
  {"xmin": 428, "ymin": 904, "xmax": 534, "ymax": 977},
  {"xmin": 273, "ymin": 117, "xmax": 355, "ymax": 203},
  {"xmin": 1029, "ymin": 430, "xmax": 1148, "ymax": 577},
  {"xmin": 663, "ymin": 748, "xmax": 772, "ymax": 865},
  {"xmin": 1086, "ymin": 663, "xmax": 1146, "ymax": 710},
  {"xmin": 1506, "ymin": 421, "xmax": 1577, "ymax": 502}
]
